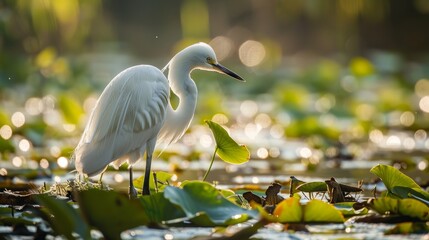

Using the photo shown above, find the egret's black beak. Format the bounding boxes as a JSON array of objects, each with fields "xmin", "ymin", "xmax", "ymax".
[{"xmin": 211, "ymin": 63, "xmax": 245, "ymax": 82}]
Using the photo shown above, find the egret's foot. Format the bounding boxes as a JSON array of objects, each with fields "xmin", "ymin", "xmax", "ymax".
[{"xmin": 129, "ymin": 186, "xmax": 138, "ymax": 199}]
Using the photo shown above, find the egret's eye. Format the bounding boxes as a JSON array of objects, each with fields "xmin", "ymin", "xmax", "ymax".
[{"xmin": 206, "ymin": 57, "xmax": 214, "ymax": 64}]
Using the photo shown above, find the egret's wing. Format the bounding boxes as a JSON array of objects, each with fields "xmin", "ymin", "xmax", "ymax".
[{"xmin": 74, "ymin": 65, "xmax": 169, "ymax": 175}]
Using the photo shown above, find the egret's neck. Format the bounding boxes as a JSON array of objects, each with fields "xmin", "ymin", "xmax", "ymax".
[
  {"xmin": 168, "ymin": 57, "xmax": 198, "ymax": 112},
  {"xmin": 157, "ymin": 56, "xmax": 198, "ymax": 145}
]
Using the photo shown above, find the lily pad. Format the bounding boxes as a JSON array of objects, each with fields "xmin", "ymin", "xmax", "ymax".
[
  {"xmin": 296, "ymin": 181, "xmax": 327, "ymax": 192},
  {"xmin": 370, "ymin": 164, "xmax": 421, "ymax": 195},
  {"xmin": 273, "ymin": 196, "xmax": 302, "ymax": 223},
  {"xmin": 77, "ymin": 189, "xmax": 150, "ymax": 240},
  {"xmin": 163, "ymin": 181, "xmax": 257, "ymax": 226},
  {"xmin": 304, "ymin": 199, "xmax": 345, "ymax": 223},
  {"xmin": 370, "ymin": 197, "xmax": 429, "ymax": 221},
  {"xmin": 205, "ymin": 120, "xmax": 250, "ymax": 164},
  {"xmin": 36, "ymin": 194, "xmax": 91, "ymax": 240},
  {"xmin": 273, "ymin": 196, "xmax": 345, "ymax": 223},
  {"xmin": 391, "ymin": 186, "xmax": 429, "ymax": 203},
  {"xmin": 139, "ymin": 192, "xmax": 185, "ymax": 224}
]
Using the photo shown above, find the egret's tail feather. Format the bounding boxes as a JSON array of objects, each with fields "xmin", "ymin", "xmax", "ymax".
[{"xmin": 74, "ymin": 143, "xmax": 114, "ymax": 177}]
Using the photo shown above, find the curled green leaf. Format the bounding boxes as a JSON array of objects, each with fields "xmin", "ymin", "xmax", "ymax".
[{"xmin": 205, "ymin": 120, "xmax": 250, "ymax": 164}]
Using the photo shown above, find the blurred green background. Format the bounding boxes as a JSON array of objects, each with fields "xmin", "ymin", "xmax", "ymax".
[{"xmin": 1, "ymin": 0, "xmax": 429, "ymax": 180}]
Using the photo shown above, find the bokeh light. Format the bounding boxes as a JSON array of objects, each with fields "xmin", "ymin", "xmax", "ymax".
[
  {"xmin": 270, "ymin": 124, "xmax": 284, "ymax": 139},
  {"xmin": 54, "ymin": 176, "xmax": 62, "ymax": 183},
  {"xmin": 0, "ymin": 125, "xmax": 12, "ymax": 140},
  {"xmin": 369, "ymin": 129, "xmax": 384, "ymax": 144},
  {"xmin": 240, "ymin": 100, "xmax": 258, "ymax": 118},
  {"xmin": 57, "ymin": 157, "xmax": 69, "ymax": 169},
  {"xmin": 297, "ymin": 147, "xmax": 312, "ymax": 158},
  {"xmin": 63, "ymin": 123, "xmax": 76, "ymax": 132},
  {"xmin": 239, "ymin": 40, "xmax": 266, "ymax": 67},
  {"xmin": 415, "ymin": 79, "xmax": 429, "ymax": 97},
  {"xmin": 418, "ymin": 160, "xmax": 428, "ymax": 170},
  {"xmin": 11, "ymin": 112, "xmax": 25, "ymax": 127},
  {"xmin": 211, "ymin": 113, "xmax": 229, "ymax": 124},
  {"xmin": 50, "ymin": 146, "xmax": 61, "ymax": 157},
  {"xmin": 40, "ymin": 159, "xmax": 50, "ymax": 169},
  {"xmin": 386, "ymin": 135, "xmax": 401, "ymax": 148},
  {"xmin": 199, "ymin": 134, "xmax": 212, "ymax": 148},
  {"xmin": 269, "ymin": 147, "xmax": 280, "ymax": 158},
  {"xmin": 244, "ymin": 123, "xmax": 260, "ymax": 139},
  {"xmin": 399, "ymin": 111, "xmax": 415, "ymax": 127},
  {"xmin": 255, "ymin": 113, "xmax": 272, "ymax": 128},
  {"xmin": 0, "ymin": 168, "xmax": 7, "ymax": 176},
  {"xmin": 403, "ymin": 137, "xmax": 415, "ymax": 150},
  {"xmin": 256, "ymin": 147, "xmax": 269, "ymax": 159},
  {"xmin": 19, "ymin": 139, "xmax": 31, "ymax": 152},
  {"xmin": 315, "ymin": 94, "xmax": 336, "ymax": 113},
  {"xmin": 114, "ymin": 174, "xmax": 124, "ymax": 183},
  {"xmin": 25, "ymin": 97, "xmax": 44, "ymax": 115},
  {"xmin": 12, "ymin": 156, "xmax": 24, "ymax": 168},
  {"xmin": 414, "ymin": 129, "xmax": 427, "ymax": 141},
  {"xmin": 210, "ymin": 36, "xmax": 233, "ymax": 61},
  {"xmin": 43, "ymin": 109, "xmax": 62, "ymax": 126},
  {"xmin": 251, "ymin": 176, "xmax": 260, "ymax": 184},
  {"xmin": 419, "ymin": 96, "xmax": 429, "ymax": 112}
]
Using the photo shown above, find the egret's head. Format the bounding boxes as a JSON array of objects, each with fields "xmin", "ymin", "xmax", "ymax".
[{"xmin": 183, "ymin": 42, "xmax": 245, "ymax": 81}]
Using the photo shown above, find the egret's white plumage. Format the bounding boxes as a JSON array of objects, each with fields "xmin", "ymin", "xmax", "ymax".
[
  {"xmin": 73, "ymin": 42, "xmax": 243, "ymax": 196},
  {"xmin": 74, "ymin": 65, "xmax": 169, "ymax": 176}
]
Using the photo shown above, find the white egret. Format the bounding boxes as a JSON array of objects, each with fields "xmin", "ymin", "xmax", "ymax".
[{"xmin": 73, "ymin": 42, "xmax": 244, "ymax": 197}]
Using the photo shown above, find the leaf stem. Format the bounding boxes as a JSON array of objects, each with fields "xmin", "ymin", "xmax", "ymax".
[{"xmin": 202, "ymin": 146, "xmax": 218, "ymax": 182}]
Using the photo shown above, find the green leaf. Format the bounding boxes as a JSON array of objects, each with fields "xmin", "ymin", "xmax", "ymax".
[
  {"xmin": 304, "ymin": 199, "xmax": 345, "ymax": 223},
  {"xmin": 398, "ymin": 198, "xmax": 429, "ymax": 221},
  {"xmin": 133, "ymin": 171, "xmax": 173, "ymax": 194},
  {"xmin": 36, "ymin": 194, "xmax": 91, "ymax": 240},
  {"xmin": 139, "ymin": 192, "xmax": 185, "ymax": 224},
  {"xmin": 370, "ymin": 197, "xmax": 429, "ymax": 221},
  {"xmin": 273, "ymin": 196, "xmax": 344, "ymax": 223},
  {"xmin": 296, "ymin": 182, "xmax": 327, "ymax": 192},
  {"xmin": 371, "ymin": 197, "xmax": 398, "ymax": 214},
  {"xmin": 77, "ymin": 189, "xmax": 150, "ymax": 240},
  {"xmin": 391, "ymin": 186, "xmax": 429, "ymax": 203},
  {"xmin": 273, "ymin": 196, "xmax": 302, "ymax": 223},
  {"xmin": 370, "ymin": 164, "xmax": 421, "ymax": 195},
  {"xmin": 205, "ymin": 120, "xmax": 250, "ymax": 164},
  {"xmin": 163, "ymin": 181, "xmax": 258, "ymax": 226}
]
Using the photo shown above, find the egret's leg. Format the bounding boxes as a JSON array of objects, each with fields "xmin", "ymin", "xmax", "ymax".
[
  {"xmin": 98, "ymin": 171, "xmax": 104, "ymax": 184},
  {"xmin": 97, "ymin": 166, "xmax": 108, "ymax": 188},
  {"xmin": 142, "ymin": 153, "xmax": 152, "ymax": 195},
  {"xmin": 129, "ymin": 166, "xmax": 138, "ymax": 199}
]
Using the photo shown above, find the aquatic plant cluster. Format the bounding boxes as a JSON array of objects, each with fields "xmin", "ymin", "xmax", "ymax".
[{"xmin": 0, "ymin": 164, "xmax": 427, "ymax": 239}]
